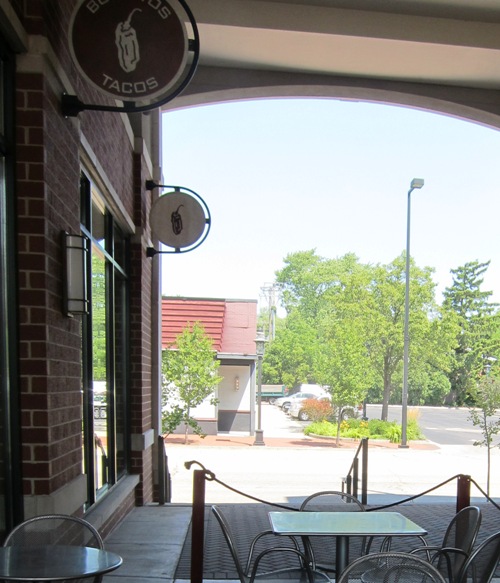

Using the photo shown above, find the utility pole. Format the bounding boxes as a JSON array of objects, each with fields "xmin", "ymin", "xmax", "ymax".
[{"xmin": 260, "ymin": 283, "xmax": 281, "ymax": 340}]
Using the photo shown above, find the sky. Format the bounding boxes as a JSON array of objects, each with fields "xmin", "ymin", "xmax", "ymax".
[{"xmin": 160, "ymin": 98, "xmax": 500, "ymax": 314}]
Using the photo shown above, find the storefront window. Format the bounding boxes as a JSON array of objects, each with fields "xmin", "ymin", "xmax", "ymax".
[
  {"xmin": 80, "ymin": 175, "xmax": 130, "ymax": 505},
  {"xmin": 0, "ymin": 37, "xmax": 21, "ymax": 535}
]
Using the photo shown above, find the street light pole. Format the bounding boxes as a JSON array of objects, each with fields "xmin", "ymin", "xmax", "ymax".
[
  {"xmin": 254, "ymin": 329, "xmax": 266, "ymax": 446},
  {"xmin": 401, "ymin": 178, "xmax": 424, "ymax": 449}
]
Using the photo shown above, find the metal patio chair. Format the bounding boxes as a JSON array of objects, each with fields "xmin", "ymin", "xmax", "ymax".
[
  {"xmin": 3, "ymin": 513, "xmax": 104, "ymax": 583},
  {"xmin": 456, "ymin": 530, "xmax": 500, "ymax": 583},
  {"xmin": 211, "ymin": 505, "xmax": 329, "ymax": 583},
  {"xmin": 336, "ymin": 551, "xmax": 447, "ymax": 583},
  {"xmin": 409, "ymin": 506, "xmax": 482, "ymax": 583},
  {"xmin": 299, "ymin": 490, "xmax": 368, "ymax": 575}
]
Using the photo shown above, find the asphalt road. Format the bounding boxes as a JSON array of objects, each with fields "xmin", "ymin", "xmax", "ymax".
[
  {"xmin": 364, "ymin": 405, "xmax": 482, "ymax": 446},
  {"xmin": 282, "ymin": 402, "xmax": 483, "ymax": 446}
]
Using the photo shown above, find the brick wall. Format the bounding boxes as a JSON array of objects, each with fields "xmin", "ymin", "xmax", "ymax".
[
  {"xmin": 129, "ymin": 153, "xmax": 154, "ymax": 504},
  {"xmin": 16, "ymin": 67, "xmax": 83, "ymax": 496},
  {"xmin": 14, "ymin": 0, "xmax": 153, "ymax": 509}
]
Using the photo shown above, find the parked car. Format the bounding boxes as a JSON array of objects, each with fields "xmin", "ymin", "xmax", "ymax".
[
  {"xmin": 273, "ymin": 384, "xmax": 325, "ymax": 408},
  {"xmin": 288, "ymin": 396, "xmax": 327, "ymax": 421},
  {"xmin": 260, "ymin": 384, "xmax": 287, "ymax": 404},
  {"xmin": 289, "ymin": 395, "xmax": 362, "ymax": 422},
  {"xmin": 275, "ymin": 391, "xmax": 328, "ymax": 413},
  {"xmin": 93, "ymin": 381, "xmax": 107, "ymax": 419}
]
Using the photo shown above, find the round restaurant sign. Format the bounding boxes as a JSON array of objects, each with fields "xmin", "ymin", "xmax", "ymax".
[
  {"xmin": 69, "ymin": 0, "xmax": 189, "ymax": 102},
  {"xmin": 150, "ymin": 191, "xmax": 209, "ymax": 251}
]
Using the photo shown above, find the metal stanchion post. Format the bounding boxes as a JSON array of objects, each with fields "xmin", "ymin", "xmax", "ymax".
[
  {"xmin": 191, "ymin": 470, "xmax": 206, "ymax": 583},
  {"xmin": 456, "ymin": 474, "xmax": 471, "ymax": 513}
]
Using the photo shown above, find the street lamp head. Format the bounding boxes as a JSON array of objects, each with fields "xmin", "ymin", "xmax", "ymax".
[
  {"xmin": 254, "ymin": 328, "xmax": 267, "ymax": 357},
  {"xmin": 410, "ymin": 178, "xmax": 424, "ymax": 190}
]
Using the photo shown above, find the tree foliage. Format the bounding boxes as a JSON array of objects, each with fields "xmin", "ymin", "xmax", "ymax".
[
  {"xmin": 443, "ymin": 260, "xmax": 500, "ymax": 404},
  {"xmin": 468, "ymin": 375, "xmax": 500, "ymax": 496},
  {"xmin": 271, "ymin": 250, "xmax": 457, "ymax": 422},
  {"xmin": 161, "ymin": 322, "xmax": 222, "ymax": 443},
  {"xmin": 366, "ymin": 254, "xmax": 457, "ymax": 418},
  {"xmin": 262, "ymin": 311, "xmax": 319, "ymax": 388}
]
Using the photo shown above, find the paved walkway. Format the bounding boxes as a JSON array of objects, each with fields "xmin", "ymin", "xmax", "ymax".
[{"xmin": 101, "ymin": 499, "xmax": 500, "ymax": 583}]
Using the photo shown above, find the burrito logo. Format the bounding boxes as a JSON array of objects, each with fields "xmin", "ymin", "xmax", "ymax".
[
  {"xmin": 116, "ymin": 9, "xmax": 142, "ymax": 73},
  {"xmin": 69, "ymin": 0, "xmax": 188, "ymax": 101}
]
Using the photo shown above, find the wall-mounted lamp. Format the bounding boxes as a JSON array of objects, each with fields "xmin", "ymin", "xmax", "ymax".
[
  {"xmin": 234, "ymin": 376, "xmax": 240, "ymax": 391},
  {"xmin": 62, "ymin": 231, "xmax": 89, "ymax": 317}
]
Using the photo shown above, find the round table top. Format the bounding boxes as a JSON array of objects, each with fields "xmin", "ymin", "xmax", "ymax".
[{"xmin": 0, "ymin": 545, "xmax": 123, "ymax": 581}]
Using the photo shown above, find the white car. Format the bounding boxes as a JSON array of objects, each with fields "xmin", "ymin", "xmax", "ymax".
[
  {"xmin": 288, "ymin": 394, "xmax": 330, "ymax": 420},
  {"xmin": 289, "ymin": 394, "xmax": 362, "ymax": 422},
  {"xmin": 274, "ymin": 391, "xmax": 327, "ymax": 413}
]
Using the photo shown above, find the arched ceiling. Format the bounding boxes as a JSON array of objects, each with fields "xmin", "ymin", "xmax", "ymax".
[{"xmin": 166, "ymin": 0, "xmax": 500, "ymax": 128}]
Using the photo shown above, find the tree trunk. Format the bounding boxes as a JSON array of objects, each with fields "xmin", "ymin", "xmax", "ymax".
[
  {"xmin": 381, "ymin": 360, "xmax": 391, "ymax": 421},
  {"xmin": 485, "ymin": 410, "xmax": 491, "ymax": 498}
]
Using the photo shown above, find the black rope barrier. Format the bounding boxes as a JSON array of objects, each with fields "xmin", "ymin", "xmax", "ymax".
[
  {"xmin": 469, "ymin": 477, "xmax": 500, "ymax": 511},
  {"xmin": 185, "ymin": 460, "xmax": 500, "ymax": 512},
  {"xmin": 184, "ymin": 460, "xmax": 299, "ymax": 510},
  {"xmin": 365, "ymin": 475, "xmax": 463, "ymax": 511}
]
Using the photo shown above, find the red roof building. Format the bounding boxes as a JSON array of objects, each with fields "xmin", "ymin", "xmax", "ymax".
[{"xmin": 162, "ymin": 297, "xmax": 258, "ymax": 434}]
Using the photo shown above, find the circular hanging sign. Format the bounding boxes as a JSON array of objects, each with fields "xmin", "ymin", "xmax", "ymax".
[
  {"xmin": 150, "ymin": 190, "xmax": 210, "ymax": 251},
  {"xmin": 69, "ymin": 0, "xmax": 189, "ymax": 102}
]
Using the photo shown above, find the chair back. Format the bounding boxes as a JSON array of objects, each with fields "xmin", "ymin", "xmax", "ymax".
[
  {"xmin": 3, "ymin": 514, "xmax": 104, "ymax": 583},
  {"xmin": 211, "ymin": 505, "xmax": 247, "ymax": 583},
  {"xmin": 456, "ymin": 531, "xmax": 500, "ymax": 583},
  {"xmin": 3, "ymin": 514, "xmax": 103, "ymax": 549},
  {"xmin": 300, "ymin": 490, "xmax": 365, "ymax": 512},
  {"xmin": 337, "ymin": 551, "xmax": 447, "ymax": 583},
  {"xmin": 299, "ymin": 491, "xmax": 366, "ymax": 574},
  {"xmin": 438, "ymin": 506, "xmax": 481, "ymax": 580}
]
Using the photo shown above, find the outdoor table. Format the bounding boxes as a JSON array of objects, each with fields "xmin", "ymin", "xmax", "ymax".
[
  {"xmin": 0, "ymin": 545, "xmax": 123, "ymax": 581},
  {"xmin": 269, "ymin": 511, "xmax": 427, "ymax": 576}
]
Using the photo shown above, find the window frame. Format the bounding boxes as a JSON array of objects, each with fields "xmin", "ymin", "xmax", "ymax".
[{"xmin": 80, "ymin": 172, "xmax": 131, "ymax": 507}]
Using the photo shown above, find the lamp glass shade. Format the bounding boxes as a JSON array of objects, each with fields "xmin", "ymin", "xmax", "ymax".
[
  {"xmin": 63, "ymin": 232, "xmax": 89, "ymax": 315},
  {"xmin": 255, "ymin": 330, "xmax": 266, "ymax": 357}
]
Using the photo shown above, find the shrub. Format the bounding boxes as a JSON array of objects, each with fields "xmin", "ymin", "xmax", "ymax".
[
  {"xmin": 386, "ymin": 422, "xmax": 402, "ymax": 443},
  {"xmin": 367, "ymin": 419, "xmax": 387, "ymax": 438},
  {"xmin": 301, "ymin": 398, "xmax": 334, "ymax": 422},
  {"xmin": 407, "ymin": 418, "xmax": 424, "ymax": 440},
  {"xmin": 341, "ymin": 419, "xmax": 370, "ymax": 439},
  {"xmin": 304, "ymin": 420, "xmax": 336, "ymax": 437},
  {"xmin": 304, "ymin": 416, "xmax": 423, "ymax": 443}
]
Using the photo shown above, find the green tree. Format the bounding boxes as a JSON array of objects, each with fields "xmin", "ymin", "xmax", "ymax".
[
  {"xmin": 161, "ymin": 322, "xmax": 222, "ymax": 443},
  {"xmin": 313, "ymin": 258, "xmax": 374, "ymax": 443},
  {"xmin": 315, "ymin": 326, "xmax": 373, "ymax": 444},
  {"xmin": 91, "ymin": 252, "xmax": 107, "ymax": 381},
  {"xmin": 443, "ymin": 260, "xmax": 500, "ymax": 404},
  {"xmin": 364, "ymin": 254, "xmax": 456, "ymax": 420},
  {"xmin": 274, "ymin": 250, "xmax": 457, "ymax": 421},
  {"xmin": 468, "ymin": 375, "xmax": 500, "ymax": 497},
  {"xmin": 262, "ymin": 311, "xmax": 319, "ymax": 388},
  {"xmin": 276, "ymin": 249, "xmax": 325, "ymax": 318}
]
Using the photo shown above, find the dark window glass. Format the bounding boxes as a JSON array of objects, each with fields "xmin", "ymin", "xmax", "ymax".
[
  {"xmin": 81, "ymin": 177, "xmax": 130, "ymax": 506},
  {"xmin": 0, "ymin": 36, "xmax": 21, "ymax": 535}
]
